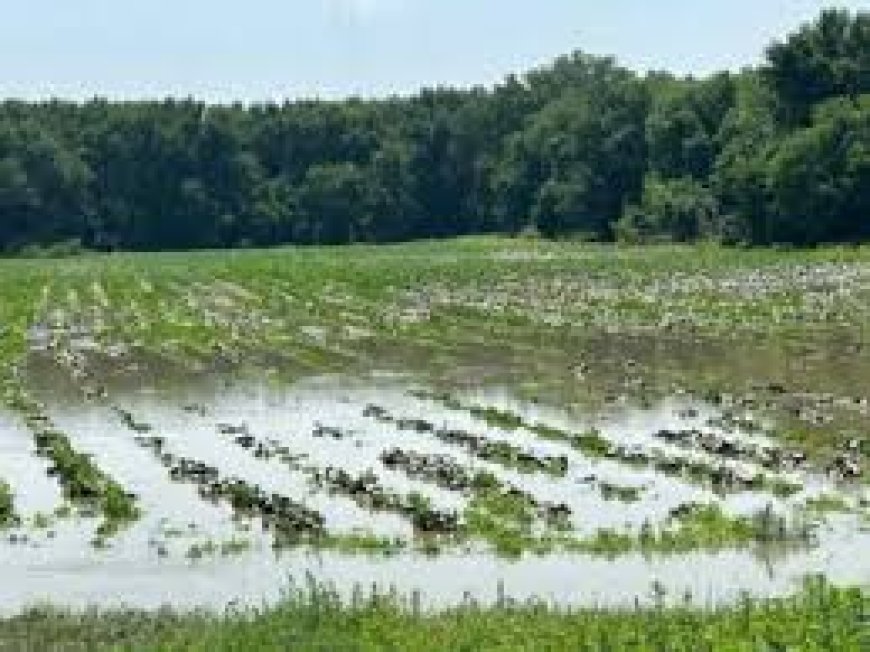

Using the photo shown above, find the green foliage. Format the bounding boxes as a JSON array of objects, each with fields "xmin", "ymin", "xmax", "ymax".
[
  {"xmin": 0, "ymin": 9, "xmax": 865, "ymax": 251},
  {"xmin": 764, "ymin": 9, "xmax": 870, "ymax": 125},
  {"xmin": 766, "ymin": 95, "xmax": 870, "ymax": 244},
  {"xmin": 0, "ymin": 579, "xmax": 865, "ymax": 651},
  {"xmin": 294, "ymin": 163, "xmax": 373, "ymax": 244},
  {"xmin": 646, "ymin": 72, "xmax": 736, "ymax": 180},
  {"xmin": 711, "ymin": 72, "xmax": 781, "ymax": 244},
  {"xmin": 519, "ymin": 76, "xmax": 649, "ymax": 239},
  {"xmin": 464, "ymin": 486, "xmax": 539, "ymax": 558},
  {"xmin": 617, "ymin": 175, "xmax": 720, "ymax": 243},
  {"xmin": 5, "ymin": 384, "xmax": 140, "ymax": 533}
]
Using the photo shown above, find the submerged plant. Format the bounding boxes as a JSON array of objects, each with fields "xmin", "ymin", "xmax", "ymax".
[{"xmin": 0, "ymin": 481, "xmax": 17, "ymax": 528}]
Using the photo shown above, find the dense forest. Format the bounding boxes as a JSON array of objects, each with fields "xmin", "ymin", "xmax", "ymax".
[{"xmin": 0, "ymin": 8, "xmax": 868, "ymax": 252}]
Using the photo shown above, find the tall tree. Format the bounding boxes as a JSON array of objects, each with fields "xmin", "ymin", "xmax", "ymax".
[
  {"xmin": 764, "ymin": 9, "xmax": 870, "ymax": 126},
  {"xmin": 766, "ymin": 95, "xmax": 870, "ymax": 244}
]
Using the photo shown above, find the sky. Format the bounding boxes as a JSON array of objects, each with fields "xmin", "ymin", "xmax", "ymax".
[{"xmin": 0, "ymin": 1, "xmax": 866, "ymax": 102}]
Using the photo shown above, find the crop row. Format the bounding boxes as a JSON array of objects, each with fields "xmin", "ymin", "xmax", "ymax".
[
  {"xmin": 4, "ymin": 384, "xmax": 139, "ymax": 537},
  {"xmin": 414, "ymin": 391, "xmax": 804, "ymax": 497}
]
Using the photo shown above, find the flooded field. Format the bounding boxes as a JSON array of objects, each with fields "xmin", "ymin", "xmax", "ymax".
[
  {"xmin": 3, "ymin": 372, "xmax": 868, "ymax": 612},
  {"xmin": 0, "ymin": 240, "xmax": 868, "ymax": 614}
]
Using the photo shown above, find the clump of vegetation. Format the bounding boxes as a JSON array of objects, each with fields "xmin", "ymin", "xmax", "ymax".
[
  {"xmin": 464, "ymin": 486, "xmax": 540, "ymax": 558},
  {"xmin": 214, "ymin": 421, "xmax": 462, "ymax": 540},
  {"xmin": 311, "ymin": 467, "xmax": 460, "ymax": 537},
  {"xmin": 319, "ymin": 533, "xmax": 406, "ymax": 556},
  {"xmin": 802, "ymin": 494, "xmax": 853, "ymax": 515},
  {"xmin": 1, "ymin": 383, "xmax": 140, "ymax": 535},
  {"xmin": 186, "ymin": 538, "xmax": 251, "ymax": 561},
  {"xmin": 424, "ymin": 392, "xmax": 807, "ymax": 498},
  {"xmin": 33, "ymin": 427, "xmax": 138, "ymax": 529},
  {"xmin": 564, "ymin": 428, "xmax": 613, "ymax": 458},
  {"xmin": 565, "ymin": 503, "xmax": 814, "ymax": 558},
  {"xmin": 466, "ymin": 405, "xmax": 524, "ymax": 431},
  {"xmin": 655, "ymin": 503, "xmax": 813, "ymax": 550},
  {"xmin": 0, "ymin": 482, "xmax": 17, "ymax": 528},
  {"xmin": 367, "ymin": 405, "xmax": 570, "ymax": 477},
  {"xmin": 0, "ymin": 578, "xmax": 865, "ymax": 651},
  {"xmin": 599, "ymin": 482, "xmax": 643, "ymax": 503}
]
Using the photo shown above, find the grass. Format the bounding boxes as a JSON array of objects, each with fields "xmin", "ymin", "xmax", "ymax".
[{"xmin": 0, "ymin": 578, "xmax": 865, "ymax": 651}]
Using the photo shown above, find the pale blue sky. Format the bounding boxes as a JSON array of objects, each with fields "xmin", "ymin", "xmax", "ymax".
[{"xmin": 1, "ymin": 1, "xmax": 866, "ymax": 101}]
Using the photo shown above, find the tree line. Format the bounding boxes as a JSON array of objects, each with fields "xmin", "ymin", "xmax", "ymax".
[{"xmin": 0, "ymin": 8, "xmax": 867, "ymax": 252}]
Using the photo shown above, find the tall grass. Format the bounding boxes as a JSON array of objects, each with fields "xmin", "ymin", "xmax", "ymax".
[{"xmin": 0, "ymin": 577, "xmax": 865, "ymax": 651}]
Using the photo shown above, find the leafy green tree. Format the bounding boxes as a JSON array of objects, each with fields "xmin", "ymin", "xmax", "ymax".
[
  {"xmin": 766, "ymin": 95, "xmax": 870, "ymax": 244},
  {"xmin": 616, "ymin": 174, "xmax": 719, "ymax": 243},
  {"xmin": 0, "ymin": 121, "xmax": 91, "ymax": 250},
  {"xmin": 711, "ymin": 73, "xmax": 781, "ymax": 244},
  {"xmin": 0, "ymin": 9, "xmax": 866, "ymax": 252},
  {"xmin": 764, "ymin": 9, "xmax": 870, "ymax": 125},
  {"xmin": 646, "ymin": 73, "xmax": 736, "ymax": 180},
  {"xmin": 513, "ymin": 74, "xmax": 648, "ymax": 239},
  {"xmin": 294, "ymin": 163, "xmax": 384, "ymax": 244}
]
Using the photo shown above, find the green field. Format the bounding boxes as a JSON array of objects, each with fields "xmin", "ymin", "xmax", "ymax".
[{"xmin": 0, "ymin": 238, "xmax": 868, "ymax": 649}]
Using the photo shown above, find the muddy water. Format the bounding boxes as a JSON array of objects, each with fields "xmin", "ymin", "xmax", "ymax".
[{"xmin": 0, "ymin": 373, "xmax": 867, "ymax": 613}]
